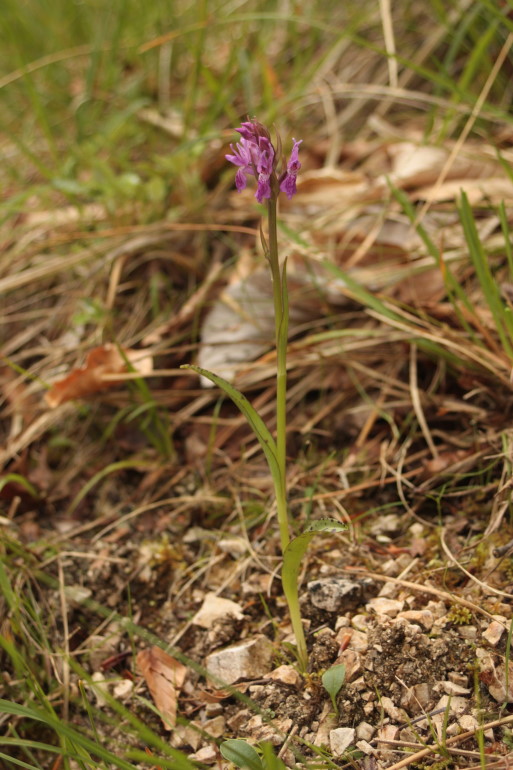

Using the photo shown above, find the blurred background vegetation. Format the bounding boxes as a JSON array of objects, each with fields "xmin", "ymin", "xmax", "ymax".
[{"xmin": 2, "ymin": 0, "xmax": 512, "ymax": 227}]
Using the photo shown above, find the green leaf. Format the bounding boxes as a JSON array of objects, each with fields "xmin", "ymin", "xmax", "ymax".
[
  {"xmin": 282, "ymin": 519, "xmax": 347, "ymax": 670},
  {"xmin": 459, "ymin": 190, "xmax": 513, "ymax": 359},
  {"xmin": 322, "ymin": 663, "xmax": 346, "ymax": 714},
  {"xmin": 181, "ymin": 365, "xmax": 284, "ymax": 500},
  {"xmin": 0, "ymin": 473, "xmax": 39, "ymax": 499},
  {"xmin": 0, "ymin": 559, "xmax": 17, "ymax": 614},
  {"xmin": 282, "ymin": 519, "xmax": 346, "ymax": 590},
  {"xmin": 220, "ymin": 739, "xmax": 264, "ymax": 770}
]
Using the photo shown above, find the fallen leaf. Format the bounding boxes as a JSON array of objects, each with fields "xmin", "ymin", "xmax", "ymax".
[
  {"xmin": 136, "ymin": 645, "xmax": 187, "ymax": 729},
  {"xmin": 45, "ymin": 344, "xmax": 153, "ymax": 407}
]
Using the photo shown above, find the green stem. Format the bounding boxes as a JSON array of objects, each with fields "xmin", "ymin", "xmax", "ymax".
[
  {"xmin": 269, "ymin": 188, "xmax": 308, "ymax": 670},
  {"xmin": 285, "ymin": 582, "xmax": 308, "ymax": 671},
  {"xmin": 267, "ymin": 196, "xmax": 290, "ymax": 553}
]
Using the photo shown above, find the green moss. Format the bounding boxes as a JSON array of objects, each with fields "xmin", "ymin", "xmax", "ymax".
[{"xmin": 446, "ymin": 604, "xmax": 473, "ymax": 625}]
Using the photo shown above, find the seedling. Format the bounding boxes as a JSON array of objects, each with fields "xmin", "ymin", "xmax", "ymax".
[
  {"xmin": 220, "ymin": 740, "xmax": 287, "ymax": 770},
  {"xmin": 322, "ymin": 663, "xmax": 346, "ymax": 716}
]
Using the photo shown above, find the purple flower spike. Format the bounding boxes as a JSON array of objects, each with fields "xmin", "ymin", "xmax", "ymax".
[
  {"xmin": 226, "ymin": 120, "xmax": 276, "ymax": 203},
  {"xmin": 254, "ymin": 136, "xmax": 274, "ymax": 203},
  {"xmin": 226, "ymin": 121, "xmax": 301, "ymax": 202},
  {"xmin": 279, "ymin": 139, "xmax": 302, "ymax": 199}
]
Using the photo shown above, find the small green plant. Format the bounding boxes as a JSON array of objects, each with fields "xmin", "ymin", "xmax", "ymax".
[
  {"xmin": 183, "ymin": 121, "xmax": 346, "ymax": 670},
  {"xmin": 221, "ymin": 740, "xmax": 287, "ymax": 770},
  {"xmin": 321, "ymin": 663, "xmax": 346, "ymax": 716},
  {"xmin": 446, "ymin": 605, "xmax": 473, "ymax": 625}
]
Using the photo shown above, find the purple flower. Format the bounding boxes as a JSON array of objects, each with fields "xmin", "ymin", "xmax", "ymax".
[
  {"xmin": 279, "ymin": 139, "xmax": 302, "ymax": 199},
  {"xmin": 226, "ymin": 121, "xmax": 275, "ymax": 203},
  {"xmin": 226, "ymin": 121, "xmax": 301, "ymax": 202},
  {"xmin": 225, "ymin": 137, "xmax": 254, "ymax": 193}
]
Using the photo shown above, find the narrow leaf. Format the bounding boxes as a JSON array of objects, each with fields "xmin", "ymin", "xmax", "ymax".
[{"xmin": 181, "ymin": 365, "xmax": 284, "ymax": 499}]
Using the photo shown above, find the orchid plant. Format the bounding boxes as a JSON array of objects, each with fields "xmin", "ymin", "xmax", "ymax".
[{"xmin": 183, "ymin": 120, "xmax": 345, "ymax": 671}]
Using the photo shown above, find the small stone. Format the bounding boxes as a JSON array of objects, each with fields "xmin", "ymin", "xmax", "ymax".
[
  {"xmin": 192, "ymin": 593, "xmax": 244, "ymax": 629},
  {"xmin": 351, "ymin": 614, "xmax": 372, "ymax": 631},
  {"xmin": 409, "ymin": 522, "xmax": 424, "ymax": 537},
  {"xmin": 205, "ymin": 702, "xmax": 223, "ymax": 718},
  {"xmin": 400, "ymin": 683, "xmax": 433, "ymax": 714},
  {"xmin": 458, "ymin": 714, "xmax": 478, "ymax": 732},
  {"xmin": 347, "ymin": 628, "xmax": 369, "ymax": 652},
  {"xmin": 351, "ymin": 676, "xmax": 367, "ymax": 691},
  {"xmin": 377, "ymin": 724, "xmax": 400, "ymax": 761},
  {"xmin": 314, "ymin": 704, "xmax": 336, "ymax": 747},
  {"xmin": 329, "ymin": 727, "xmax": 355, "ymax": 757},
  {"xmin": 334, "ymin": 616, "xmax": 350, "ymax": 630},
  {"xmin": 447, "ymin": 671, "xmax": 468, "ymax": 687},
  {"xmin": 426, "ymin": 600, "xmax": 447, "ymax": 618},
  {"xmin": 307, "ymin": 578, "xmax": 362, "ymax": 612},
  {"xmin": 458, "ymin": 625, "xmax": 477, "ymax": 640},
  {"xmin": 203, "ymin": 716, "xmax": 225, "ymax": 738},
  {"xmin": 265, "ymin": 664, "xmax": 302, "ymax": 688},
  {"xmin": 356, "ymin": 740, "xmax": 375, "ymax": 755},
  {"xmin": 247, "ymin": 715, "xmax": 282, "ymax": 745},
  {"xmin": 378, "ymin": 581, "xmax": 399, "ymax": 599},
  {"xmin": 217, "ymin": 537, "xmax": 247, "ymax": 555},
  {"xmin": 275, "ymin": 717, "xmax": 293, "ymax": 733},
  {"xmin": 170, "ymin": 725, "xmax": 202, "ymax": 750},
  {"xmin": 226, "ymin": 708, "xmax": 252, "ymax": 731},
  {"xmin": 381, "ymin": 696, "xmax": 408, "ymax": 722},
  {"xmin": 426, "ymin": 695, "xmax": 468, "ymax": 738},
  {"xmin": 446, "ymin": 722, "xmax": 461, "ymax": 737},
  {"xmin": 482, "ymin": 619, "xmax": 506, "ymax": 646},
  {"xmin": 366, "ymin": 597, "xmax": 404, "ymax": 617},
  {"xmin": 397, "ymin": 610, "xmax": 434, "ymax": 630},
  {"xmin": 377, "ymin": 724, "xmax": 399, "ymax": 742},
  {"xmin": 381, "ymin": 559, "xmax": 400, "ymax": 576},
  {"xmin": 363, "ymin": 702, "xmax": 374, "ymax": 717},
  {"xmin": 188, "ymin": 745, "xmax": 217, "ymax": 764},
  {"xmin": 441, "ymin": 681, "xmax": 470, "ymax": 696},
  {"xmin": 337, "ymin": 649, "xmax": 362, "ymax": 682},
  {"xmin": 206, "ymin": 635, "xmax": 273, "ymax": 685},
  {"xmin": 356, "ymin": 721, "xmax": 375, "ymax": 741},
  {"xmin": 113, "ymin": 678, "xmax": 133, "ymax": 698}
]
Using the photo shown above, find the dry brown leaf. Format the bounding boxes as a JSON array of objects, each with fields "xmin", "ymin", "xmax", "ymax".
[
  {"xmin": 386, "ymin": 141, "xmax": 499, "ymax": 189},
  {"xmin": 45, "ymin": 344, "xmax": 153, "ymax": 407},
  {"xmin": 415, "ymin": 176, "xmax": 513, "ymax": 205},
  {"xmin": 136, "ymin": 645, "xmax": 187, "ymax": 730}
]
